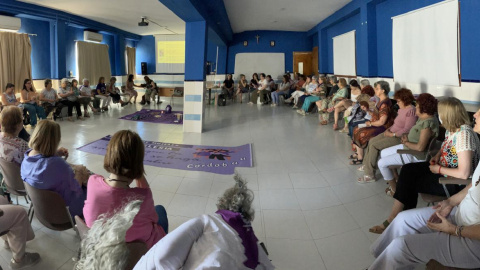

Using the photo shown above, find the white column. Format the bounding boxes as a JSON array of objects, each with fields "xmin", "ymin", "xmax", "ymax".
[{"xmin": 183, "ymin": 81, "xmax": 205, "ymax": 133}]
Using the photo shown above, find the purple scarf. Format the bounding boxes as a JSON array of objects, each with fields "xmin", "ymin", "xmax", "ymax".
[{"xmin": 216, "ymin": 210, "xmax": 259, "ymax": 269}]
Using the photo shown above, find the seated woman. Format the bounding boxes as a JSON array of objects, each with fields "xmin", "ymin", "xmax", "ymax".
[
  {"xmin": 134, "ymin": 174, "xmax": 274, "ymax": 269},
  {"xmin": 285, "ymin": 75, "xmax": 309, "ymax": 106},
  {"xmin": 125, "ymin": 74, "xmax": 138, "ymax": 104},
  {"xmin": 294, "ymin": 76, "xmax": 318, "ymax": 109},
  {"xmin": 95, "ymin": 77, "xmax": 112, "ymax": 111},
  {"xmin": 19, "ymin": 79, "xmax": 46, "ymax": 127},
  {"xmin": 271, "ymin": 75, "xmax": 291, "ymax": 106},
  {"xmin": 58, "ymin": 78, "xmax": 83, "ymax": 122},
  {"xmin": 106, "ymin": 77, "xmax": 128, "ymax": 107},
  {"xmin": 249, "ymin": 73, "xmax": 259, "ymax": 90},
  {"xmin": 83, "ymin": 130, "xmax": 167, "ymax": 249},
  {"xmin": 2, "ymin": 83, "xmax": 20, "ymax": 107},
  {"xmin": 266, "ymin": 75, "xmax": 276, "ymax": 92},
  {"xmin": 0, "ymin": 107, "xmax": 29, "ymax": 165},
  {"xmin": 71, "ymin": 79, "xmax": 92, "ymax": 118},
  {"xmin": 329, "ymin": 80, "xmax": 362, "ymax": 130},
  {"xmin": 40, "ymin": 79, "xmax": 64, "ymax": 120},
  {"xmin": 0, "ymin": 200, "xmax": 40, "ymax": 269},
  {"xmin": 79, "ymin": 78, "xmax": 100, "ymax": 114},
  {"xmin": 368, "ymin": 108, "xmax": 480, "ymax": 270},
  {"xmin": 344, "ymin": 95, "xmax": 374, "ymax": 137},
  {"xmin": 235, "ymin": 74, "xmax": 248, "ymax": 103},
  {"xmin": 297, "ymin": 76, "xmax": 328, "ymax": 115},
  {"xmin": 318, "ymin": 78, "xmax": 348, "ymax": 124},
  {"xmin": 357, "ymin": 88, "xmax": 418, "ymax": 182},
  {"xmin": 222, "ymin": 74, "xmax": 235, "ymax": 98},
  {"xmin": 377, "ymin": 93, "xmax": 439, "ymax": 195},
  {"xmin": 139, "ymin": 76, "xmax": 158, "ymax": 105},
  {"xmin": 248, "ymin": 73, "xmax": 269, "ymax": 105},
  {"xmin": 369, "ymin": 97, "xmax": 480, "ymax": 234},
  {"xmin": 21, "ymin": 120, "xmax": 87, "ymax": 219},
  {"xmin": 350, "ymin": 81, "xmax": 394, "ymax": 165}
]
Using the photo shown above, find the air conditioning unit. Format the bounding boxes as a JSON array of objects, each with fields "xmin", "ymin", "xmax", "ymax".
[
  {"xmin": 0, "ymin": 15, "xmax": 21, "ymax": 32},
  {"xmin": 84, "ymin": 31, "xmax": 103, "ymax": 43}
]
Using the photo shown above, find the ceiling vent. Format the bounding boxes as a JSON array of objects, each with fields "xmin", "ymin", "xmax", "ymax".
[{"xmin": 84, "ymin": 31, "xmax": 103, "ymax": 43}]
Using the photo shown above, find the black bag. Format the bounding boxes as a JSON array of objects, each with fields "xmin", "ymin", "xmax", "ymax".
[{"xmin": 218, "ymin": 94, "xmax": 226, "ymax": 106}]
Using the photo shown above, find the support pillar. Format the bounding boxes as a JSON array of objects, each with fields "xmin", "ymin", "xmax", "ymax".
[{"xmin": 183, "ymin": 20, "xmax": 208, "ymax": 133}]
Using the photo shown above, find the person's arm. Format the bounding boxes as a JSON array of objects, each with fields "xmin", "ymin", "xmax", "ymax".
[
  {"xmin": 58, "ymin": 89, "xmax": 70, "ymax": 98},
  {"xmin": 430, "ymin": 150, "xmax": 472, "ymax": 179},
  {"xmin": 366, "ymin": 115, "xmax": 388, "ymax": 127},
  {"xmin": 403, "ymin": 128, "xmax": 433, "ymax": 151},
  {"xmin": 20, "ymin": 90, "xmax": 30, "ymax": 103},
  {"xmin": 133, "ymin": 217, "xmax": 205, "ymax": 270}
]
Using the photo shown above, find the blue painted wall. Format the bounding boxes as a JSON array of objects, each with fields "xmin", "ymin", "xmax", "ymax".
[
  {"xmin": 309, "ymin": 0, "xmax": 480, "ymax": 81},
  {"xmin": 207, "ymin": 41, "xmax": 217, "ymax": 74},
  {"xmin": 19, "ymin": 17, "xmax": 51, "ymax": 79},
  {"xmin": 325, "ymin": 12, "xmax": 360, "ymax": 74},
  {"xmin": 226, "ymin": 31, "xmax": 311, "ymax": 74},
  {"xmin": 64, "ymin": 26, "xmax": 84, "ymax": 78},
  {"xmin": 136, "ymin": 35, "xmax": 156, "ymax": 75}
]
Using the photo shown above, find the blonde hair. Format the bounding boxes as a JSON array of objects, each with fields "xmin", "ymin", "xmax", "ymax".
[
  {"xmin": 438, "ymin": 97, "xmax": 470, "ymax": 132},
  {"xmin": 29, "ymin": 120, "xmax": 61, "ymax": 157},
  {"xmin": 104, "ymin": 130, "xmax": 145, "ymax": 179},
  {"xmin": 1, "ymin": 106, "xmax": 23, "ymax": 134},
  {"xmin": 338, "ymin": 78, "xmax": 347, "ymax": 88}
]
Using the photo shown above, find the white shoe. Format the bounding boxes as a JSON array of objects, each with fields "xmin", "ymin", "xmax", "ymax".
[
  {"xmin": 270, "ymin": 104, "xmax": 275, "ymax": 107},
  {"xmin": 248, "ymin": 102, "xmax": 253, "ymax": 105}
]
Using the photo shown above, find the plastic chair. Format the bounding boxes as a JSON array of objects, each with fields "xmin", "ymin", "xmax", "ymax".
[
  {"xmin": 23, "ymin": 182, "xmax": 79, "ymax": 238},
  {"xmin": 0, "ymin": 158, "xmax": 29, "ymax": 205},
  {"xmin": 170, "ymin": 87, "xmax": 184, "ymax": 106}
]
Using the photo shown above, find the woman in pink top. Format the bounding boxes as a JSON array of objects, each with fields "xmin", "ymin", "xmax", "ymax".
[
  {"xmin": 357, "ymin": 88, "xmax": 418, "ymax": 183},
  {"xmin": 83, "ymin": 130, "xmax": 167, "ymax": 248}
]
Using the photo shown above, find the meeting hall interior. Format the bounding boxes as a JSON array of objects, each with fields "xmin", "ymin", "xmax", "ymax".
[{"xmin": 0, "ymin": 0, "xmax": 479, "ymax": 269}]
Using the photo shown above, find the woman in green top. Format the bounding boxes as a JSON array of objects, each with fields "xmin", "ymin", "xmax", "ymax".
[
  {"xmin": 71, "ymin": 79, "xmax": 92, "ymax": 117},
  {"xmin": 318, "ymin": 78, "xmax": 348, "ymax": 124},
  {"xmin": 376, "ymin": 93, "xmax": 439, "ymax": 195}
]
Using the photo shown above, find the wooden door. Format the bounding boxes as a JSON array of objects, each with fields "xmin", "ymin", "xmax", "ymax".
[
  {"xmin": 312, "ymin": 47, "xmax": 319, "ymax": 76},
  {"xmin": 293, "ymin": 52, "xmax": 313, "ymax": 76}
]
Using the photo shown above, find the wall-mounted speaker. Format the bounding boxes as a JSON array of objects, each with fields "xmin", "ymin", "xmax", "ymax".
[{"xmin": 141, "ymin": 62, "xmax": 147, "ymax": 75}]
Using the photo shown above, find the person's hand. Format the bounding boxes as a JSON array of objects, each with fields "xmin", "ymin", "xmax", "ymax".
[
  {"xmin": 57, "ymin": 147, "xmax": 69, "ymax": 159},
  {"xmin": 427, "ymin": 212, "xmax": 456, "ymax": 234},
  {"xmin": 430, "ymin": 155, "xmax": 440, "ymax": 165},
  {"xmin": 401, "ymin": 134, "xmax": 408, "ymax": 144},
  {"xmin": 428, "ymin": 200, "xmax": 454, "ymax": 223},
  {"xmin": 429, "ymin": 164, "xmax": 441, "ymax": 174},
  {"xmin": 365, "ymin": 121, "xmax": 371, "ymax": 127},
  {"xmin": 384, "ymin": 130, "xmax": 392, "ymax": 137}
]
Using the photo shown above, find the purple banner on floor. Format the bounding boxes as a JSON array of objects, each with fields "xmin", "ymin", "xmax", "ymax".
[
  {"xmin": 119, "ymin": 109, "xmax": 183, "ymax": 124},
  {"xmin": 77, "ymin": 136, "xmax": 253, "ymax": 175}
]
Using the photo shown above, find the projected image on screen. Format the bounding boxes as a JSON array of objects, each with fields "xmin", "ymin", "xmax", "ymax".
[{"xmin": 157, "ymin": 41, "xmax": 185, "ymax": 64}]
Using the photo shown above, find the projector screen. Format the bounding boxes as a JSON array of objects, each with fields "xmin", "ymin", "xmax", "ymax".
[
  {"xmin": 392, "ymin": 0, "xmax": 459, "ymax": 86},
  {"xmin": 234, "ymin": 53, "xmax": 285, "ymax": 80},
  {"xmin": 155, "ymin": 35, "xmax": 185, "ymax": 73},
  {"xmin": 333, "ymin": 30, "xmax": 356, "ymax": 77}
]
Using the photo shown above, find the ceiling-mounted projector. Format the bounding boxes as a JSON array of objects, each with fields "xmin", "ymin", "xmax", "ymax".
[{"xmin": 138, "ymin": 17, "xmax": 149, "ymax": 27}]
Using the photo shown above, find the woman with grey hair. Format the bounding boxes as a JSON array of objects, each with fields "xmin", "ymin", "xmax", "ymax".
[
  {"xmin": 58, "ymin": 78, "xmax": 83, "ymax": 121},
  {"xmin": 134, "ymin": 174, "xmax": 274, "ymax": 269},
  {"xmin": 75, "ymin": 200, "xmax": 143, "ymax": 270},
  {"xmin": 360, "ymin": 79, "xmax": 370, "ymax": 88}
]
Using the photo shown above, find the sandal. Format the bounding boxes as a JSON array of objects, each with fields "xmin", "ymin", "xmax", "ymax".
[
  {"xmin": 333, "ymin": 124, "xmax": 338, "ymax": 130},
  {"xmin": 357, "ymin": 165, "xmax": 365, "ymax": 171},
  {"xmin": 385, "ymin": 186, "xmax": 395, "ymax": 197},
  {"xmin": 350, "ymin": 159, "xmax": 363, "ymax": 165},
  {"xmin": 357, "ymin": 175, "xmax": 376, "ymax": 183},
  {"xmin": 320, "ymin": 120, "xmax": 328, "ymax": 125},
  {"xmin": 327, "ymin": 107, "xmax": 335, "ymax": 113},
  {"xmin": 348, "ymin": 154, "xmax": 358, "ymax": 160},
  {"xmin": 369, "ymin": 220, "xmax": 390, "ymax": 234}
]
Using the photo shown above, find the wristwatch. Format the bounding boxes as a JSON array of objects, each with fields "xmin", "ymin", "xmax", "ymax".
[{"xmin": 393, "ymin": 133, "xmax": 396, "ymax": 137}]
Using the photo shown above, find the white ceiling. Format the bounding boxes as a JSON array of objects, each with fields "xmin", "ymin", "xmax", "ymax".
[
  {"xmin": 223, "ymin": 0, "xmax": 352, "ymax": 33},
  {"xmin": 19, "ymin": 0, "xmax": 186, "ymax": 35}
]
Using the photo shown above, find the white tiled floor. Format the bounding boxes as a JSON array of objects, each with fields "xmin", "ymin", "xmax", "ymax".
[{"xmin": 0, "ymin": 99, "xmax": 429, "ymax": 269}]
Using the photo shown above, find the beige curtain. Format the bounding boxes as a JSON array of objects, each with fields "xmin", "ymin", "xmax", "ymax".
[
  {"xmin": 126, "ymin": 46, "xmax": 136, "ymax": 78},
  {"xmin": 76, "ymin": 41, "xmax": 111, "ymax": 85},
  {"xmin": 0, "ymin": 32, "xmax": 33, "ymax": 93}
]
